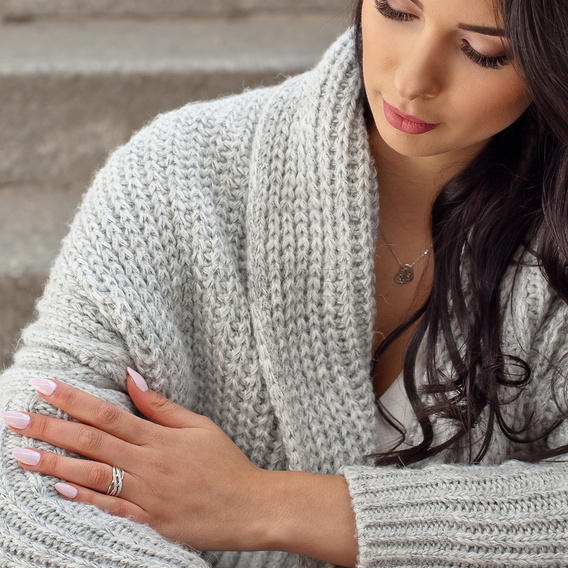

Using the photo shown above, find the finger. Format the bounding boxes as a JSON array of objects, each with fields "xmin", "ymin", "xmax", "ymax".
[
  {"xmin": 4, "ymin": 411, "xmax": 134, "ymax": 469},
  {"xmin": 126, "ymin": 367, "xmax": 212, "ymax": 430},
  {"xmin": 12, "ymin": 447, "xmax": 136, "ymax": 502},
  {"xmin": 54, "ymin": 481, "xmax": 147, "ymax": 524},
  {"xmin": 29, "ymin": 378, "xmax": 152, "ymax": 445}
]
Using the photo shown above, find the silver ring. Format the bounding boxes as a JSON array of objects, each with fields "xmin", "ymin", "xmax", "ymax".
[{"xmin": 106, "ymin": 466, "xmax": 125, "ymax": 497}]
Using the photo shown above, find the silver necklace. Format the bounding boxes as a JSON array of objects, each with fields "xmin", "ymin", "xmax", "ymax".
[{"xmin": 378, "ymin": 227, "xmax": 433, "ymax": 284}]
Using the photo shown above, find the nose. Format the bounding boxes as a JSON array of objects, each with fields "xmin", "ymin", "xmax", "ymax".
[{"xmin": 394, "ymin": 36, "xmax": 443, "ymax": 101}]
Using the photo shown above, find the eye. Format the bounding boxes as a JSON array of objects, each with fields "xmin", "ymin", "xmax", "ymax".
[
  {"xmin": 374, "ymin": 0, "xmax": 414, "ymax": 22},
  {"xmin": 461, "ymin": 43, "xmax": 509, "ymax": 70},
  {"xmin": 374, "ymin": 0, "xmax": 510, "ymax": 71}
]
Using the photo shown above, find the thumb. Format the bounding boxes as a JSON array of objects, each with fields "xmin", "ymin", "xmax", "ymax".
[{"xmin": 126, "ymin": 367, "xmax": 206, "ymax": 429}]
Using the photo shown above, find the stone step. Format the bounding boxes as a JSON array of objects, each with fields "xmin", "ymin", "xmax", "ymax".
[
  {"xmin": 0, "ymin": 12, "xmax": 350, "ymax": 368},
  {"xmin": 5, "ymin": 0, "xmax": 351, "ymax": 21},
  {"xmin": 0, "ymin": 185, "xmax": 84, "ymax": 368},
  {"xmin": 0, "ymin": 13, "xmax": 348, "ymax": 190}
]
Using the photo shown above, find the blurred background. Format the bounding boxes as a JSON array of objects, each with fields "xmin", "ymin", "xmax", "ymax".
[{"xmin": 0, "ymin": 0, "xmax": 351, "ymax": 369}]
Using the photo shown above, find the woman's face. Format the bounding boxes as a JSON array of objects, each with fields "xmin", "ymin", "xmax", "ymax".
[{"xmin": 361, "ymin": 0, "xmax": 532, "ymax": 162}]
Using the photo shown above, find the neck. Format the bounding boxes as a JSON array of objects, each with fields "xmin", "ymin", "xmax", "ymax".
[{"xmin": 368, "ymin": 125, "xmax": 484, "ymax": 234}]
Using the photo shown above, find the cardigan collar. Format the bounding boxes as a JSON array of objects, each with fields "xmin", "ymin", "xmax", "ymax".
[{"xmin": 246, "ymin": 29, "xmax": 393, "ymax": 472}]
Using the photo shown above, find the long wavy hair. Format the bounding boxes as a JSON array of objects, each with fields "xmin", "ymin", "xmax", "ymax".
[{"xmin": 354, "ymin": 0, "xmax": 568, "ymax": 466}]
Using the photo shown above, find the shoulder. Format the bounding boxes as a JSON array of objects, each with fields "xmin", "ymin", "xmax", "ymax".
[
  {"xmin": 93, "ymin": 70, "xmax": 314, "ymax": 199},
  {"xmin": 134, "ymin": 71, "xmax": 313, "ymax": 158},
  {"xmin": 64, "ymin": 73, "xmax": 318, "ymax": 273},
  {"xmin": 502, "ymin": 249, "xmax": 567, "ymax": 358},
  {"xmin": 93, "ymin": 27, "xmax": 357, "ymax": 193}
]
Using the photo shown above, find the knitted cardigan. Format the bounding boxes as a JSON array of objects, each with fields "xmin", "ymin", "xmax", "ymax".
[{"xmin": 1, "ymin": 28, "xmax": 568, "ymax": 567}]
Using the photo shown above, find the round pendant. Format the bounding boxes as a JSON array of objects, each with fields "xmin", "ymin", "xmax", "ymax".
[{"xmin": 395, "ymin": 264, "xmax": 414, "ymax": 284}]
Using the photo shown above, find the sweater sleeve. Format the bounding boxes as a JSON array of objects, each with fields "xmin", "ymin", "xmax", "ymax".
[
  {"xmin": 343, "ymin": 459, "xmax": 568, "ymax": 567},
  {"xmin": 342, "ymin": 286, "xmax": 568, "ymax": 567},
  {"xmin": 0, "ymin": 121, "xmax": 211, "ymax": 567}
]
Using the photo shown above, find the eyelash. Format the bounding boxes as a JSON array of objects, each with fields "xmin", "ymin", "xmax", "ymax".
[{"xmin": 373, "ymin": 0, "xmax": 509, "ymax": 70}]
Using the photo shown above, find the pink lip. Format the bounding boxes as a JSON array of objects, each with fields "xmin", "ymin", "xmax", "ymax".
[{"xmin": 383, "ymin": 100, "xmax": 440, "ymax": 135}]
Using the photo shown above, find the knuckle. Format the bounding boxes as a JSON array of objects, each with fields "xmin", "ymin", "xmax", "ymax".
[
  {"xmin": 135, "ymin": 427, "xmax": 159, "ymax": 447},
  {"xmin": 76, "ymin": 426, "xmax": 104, "ymax": 453},
  {"xmin": 113, "ymin": 502, "xmax": 132, "ymax": 519},
  {"xmin": 146, "ymin": 454, "xmax": 169, "ymax": 478},
  {"xmin": 196, "ymin": 415, "xmax": 215, "ymax": 429},
  {"xmin": 150, "ymin": 394, "xmax": 171, "ymax": 414},
  {"xmin": 93, "ymin": 401, "xmax": 122, "ymax": 428},
  {"xmin": 85, "ymin": 462, "xmax": 110, "ymax": 489},
  {"xmin": 38, "ymin": 451, "xmax": 59, "ymax": 472},
  {"xmin": 57, "ymin": 385, "xmax": 80, "ymax": 407},
  {"xmin": 32, "ymin": 415, "xmax": 51, "ymax": 438}
]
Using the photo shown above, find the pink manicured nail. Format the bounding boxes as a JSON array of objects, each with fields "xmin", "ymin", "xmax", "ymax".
[
  {"xmin": 30, "ymin": 377, "xmax": 57, "ymax": 396},
  {"xmin": 13, "ymin": 448, "xmax": 41, "ymax": 466},
  {"xmin": 55, "ymin": 483, "xmax": 78, "ymax": 499},
  {"xmin": 2, "ymin": 412, "xmax": 30, "ymax": 429},
  {"xmin": 127, "ymin": 367, "xmax": 148, "ymax": 392}
]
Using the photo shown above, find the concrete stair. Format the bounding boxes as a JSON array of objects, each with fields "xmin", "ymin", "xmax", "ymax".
[
  {"xmin": 0, "ymin": 2, "xmax": 351, "ymax": 368},
  {"xmin": 5, "ymin": 0, "xmax": 349, "ymax": 21}
]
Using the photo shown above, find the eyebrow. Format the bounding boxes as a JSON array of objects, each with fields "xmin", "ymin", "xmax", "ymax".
[
  {"xmin": 457, "ymin": 24, "xmax": 505, "ymax": 36},
  {"xmin": 408, "ymin": 0, "xmax": 506, "ymax": 36}
]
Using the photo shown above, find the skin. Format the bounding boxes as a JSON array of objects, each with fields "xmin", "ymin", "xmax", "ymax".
[
  {"xmin": 364, "ymin": 0, "xmax": 532, "ymax": 209},
  {"xmin": 4, "ymin": 1, "xmax": 534, "ymax": 566},
  {"xmin": 366, "ymin": 0, "xmax": 532, "ymax": 396}
]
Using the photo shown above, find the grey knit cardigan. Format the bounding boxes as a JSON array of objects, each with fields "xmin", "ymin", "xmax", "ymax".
[{"xmin": 1, "ymin": 28, "xmax": 568, "ymax": 568}]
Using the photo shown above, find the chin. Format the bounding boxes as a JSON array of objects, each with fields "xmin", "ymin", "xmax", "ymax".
[{"xmin": 379, "ymin": 132, "xmax": 447, "ymax": 158}]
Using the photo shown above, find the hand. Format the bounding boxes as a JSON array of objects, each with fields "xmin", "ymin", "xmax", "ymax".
[{"xmin": 2, "ymin": 370, "xmax": 270, "ymax": 552}]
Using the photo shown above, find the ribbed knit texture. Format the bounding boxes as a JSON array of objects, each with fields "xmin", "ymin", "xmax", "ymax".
[{"xmin": 1, "ymin": 28, "xmax": 568, "ymax": 567}]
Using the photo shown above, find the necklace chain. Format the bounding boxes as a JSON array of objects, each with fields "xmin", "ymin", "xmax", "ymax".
[{"xmin": 378, "ymin": 226, "xmax": 433, "ymax": 284}]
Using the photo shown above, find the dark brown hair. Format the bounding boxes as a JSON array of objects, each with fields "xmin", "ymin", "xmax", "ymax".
[{"xmin": 353, "ymin": 0, "xmax": 568, "ymax": 466}]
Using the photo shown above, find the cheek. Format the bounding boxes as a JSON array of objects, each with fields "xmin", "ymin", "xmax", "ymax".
[
  {"xmin": 460, "ymin": 76, "xmax": 531, "ymax": 135},
  {"xmin": 363, "ymin": 50, "xmax": 396, "ymax": 96},
  {"xmin": 361, "ymin": 3, "xmax": 399, "ymax": 87}
]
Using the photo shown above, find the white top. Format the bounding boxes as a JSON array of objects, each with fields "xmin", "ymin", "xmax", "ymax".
[{"xmin": 377, "ymin": 373, "xmax": 414, "ymax": 452}]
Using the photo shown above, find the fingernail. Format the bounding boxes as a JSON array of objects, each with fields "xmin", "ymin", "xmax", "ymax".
[
  {"xmin": 55, "ymin": 483, "xmax": 78, "ymax": 499},
  {"xmin": 30, "ymin": 377, "xmax": 57, "ymax": 396},
  {"xmin": 2, "ymin": 412, "xmax": 30, "ymax": 429},
  {"xmin": 13, "ymin": 448, "xmax": 41, "ymax": 466},
  {"xmin": 127, "ymin": 367, "xmax": 148, "ymax": 392}
]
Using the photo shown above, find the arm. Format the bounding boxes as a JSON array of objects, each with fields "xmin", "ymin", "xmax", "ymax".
[
  {"xmin": 260, "ymin": 470, "xmax": 358, "ymax": 567},
  {"xmin": 269, "ymin": 277, "xmax": 568, "ymax": 566},
  {"xmin": 342, "ymin": 458, "xmax": 568, "ymax": 566},
  {"xmin": 5, "ymin": 373, "xmax": 359, "ymax": 567},
  {"xmin": 263, "ymin": 458, "xmax": 568, "ymax": 567},
  {"xmin": 8, "ymin": 369, "xmax": 568, "ymax": 568},
  {"xmin": 336, "ymin": 285, "xmax": 568, "ymax": 567},
  {"xmin": 0, "ymin": 130, "xmax": 210, "ymax": 567}
]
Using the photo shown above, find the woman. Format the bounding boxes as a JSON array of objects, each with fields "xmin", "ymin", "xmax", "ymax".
[{"xmin": 1, "ymin": 0, "xmax": 567, "ymax": 565}]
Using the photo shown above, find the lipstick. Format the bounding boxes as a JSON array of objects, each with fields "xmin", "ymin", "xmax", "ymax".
[{"xmin": 383, "ymin": 100, "xmax": 440, "ymax": 135}]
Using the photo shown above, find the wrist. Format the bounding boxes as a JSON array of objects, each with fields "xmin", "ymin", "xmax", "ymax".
[{"xmin": 251, "ymin": 469, "xmax": 357, "ymax": 567}]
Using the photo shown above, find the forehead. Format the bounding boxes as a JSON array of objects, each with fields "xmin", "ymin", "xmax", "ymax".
[{"xmin": 403, "ymin": 0, "xmax": 504, "ymax": 28}]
